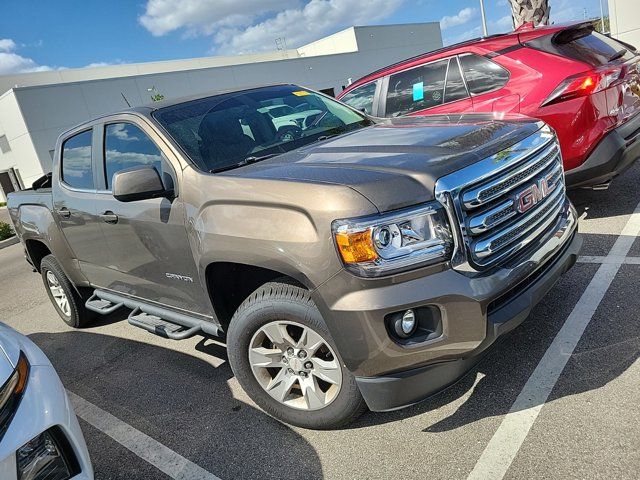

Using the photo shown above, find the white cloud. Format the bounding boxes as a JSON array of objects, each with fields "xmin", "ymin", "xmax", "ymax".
[
  {"xmin": 0, "ymin": 39, "xmax": 17, "ymax": 52},
  {"xmin": 441, "ymin": 7, "xmax": 478, "ymax": 30},
  {"xmin": 0, "ymin": 52, "xmax": 53, "ymax": 75},
  {"xmin": 140, "ymin": 0, "xmax": 404, "ymax": 54},
  {"xmin": 0, "ymin": 37, "xmax": 55, "ymax": 74},
  {"xmin": 551, "ymin": 0, "xmax": 588, "ymax": 23},
  {"xmin": 490, "ymin": 15, "xmax": 513, "ymax": 33},
  {"xmin": 139, "ymin": 0, "xmax": 294, "ymax": 37},
  {"xmin": 444, "ymin": 25, "xmax": 482, "ymax": 46}
]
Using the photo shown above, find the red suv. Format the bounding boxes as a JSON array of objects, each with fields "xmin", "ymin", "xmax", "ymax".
[{"xmin": 338, "ymin": 22, "xmax": 640, "ymax": 188}]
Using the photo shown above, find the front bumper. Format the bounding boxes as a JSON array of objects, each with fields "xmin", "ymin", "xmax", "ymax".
[
  {"xmin": 0, "ymin": 338, "xmax": 93, "ymax": 479},
  {"xmin": 565, "ymin": 113, "xmax": 640, "ymax": 188},
  {"xmin": 313, "ymin": 199, "xmax": 580, "ymax": 412}
]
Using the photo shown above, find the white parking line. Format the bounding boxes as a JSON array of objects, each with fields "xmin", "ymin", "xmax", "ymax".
[
  {"xmin": 67, "ymin": 390, "xmax": 221, "ymax": 480},
  {"xmin": 467, "ymin": 200, "xmax": 640, "ymax": 480},
  {"xmin": 578, "ymin": 255, "xmax": 640, "ymax": 264}
]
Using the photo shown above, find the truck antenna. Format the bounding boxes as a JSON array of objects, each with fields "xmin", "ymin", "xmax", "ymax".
[{"xmin": 121, "ymin": 92, "xmax": 131, "ymax": 107}]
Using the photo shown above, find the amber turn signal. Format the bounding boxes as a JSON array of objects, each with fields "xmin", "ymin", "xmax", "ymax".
[{"xmin": 335, "ymin": 230, "xmax": 379, "ymax": 264}]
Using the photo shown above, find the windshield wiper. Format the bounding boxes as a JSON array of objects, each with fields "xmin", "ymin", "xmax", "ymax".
[
  {"xmin": 608, "ymin": 48, "xmax": 627, "ymax": 62},
  {"xmin": 209, "ymin": 153, "xmax": 279, "ymax": 173}
]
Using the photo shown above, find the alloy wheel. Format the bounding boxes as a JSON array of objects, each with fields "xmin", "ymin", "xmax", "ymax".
[
  {"xmin": 46, "ymin": 270, "xmax": 71, "ymax": 317},
  {"xmin": 248, "ymin": 320, "xmax": 342, "ymax": 411}
]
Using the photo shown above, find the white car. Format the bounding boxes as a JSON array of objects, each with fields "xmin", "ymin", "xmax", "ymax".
[
  {"xmin": 258, "ymin": 104, "xmax": 324, "ymax": 132},
  {"xmin": 0, "ymin": 323, "xmax": 93, "ymax": 479}
]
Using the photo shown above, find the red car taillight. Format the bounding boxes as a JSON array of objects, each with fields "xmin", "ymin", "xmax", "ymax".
[{"xmin": 541, "ymin": 66, "xmax": 623, "ymax": 107}]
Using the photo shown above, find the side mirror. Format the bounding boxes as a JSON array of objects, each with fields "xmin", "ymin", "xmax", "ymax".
[{"xmin": 113, "ymin": 166, "xmax": 170, "ymax": 202}]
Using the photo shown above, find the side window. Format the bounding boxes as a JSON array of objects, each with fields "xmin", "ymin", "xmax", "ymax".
[
  {"xmin": 385, "ymin": 59, "xmax": 448, "ymax": 117},
  {"xmin": 459, "ymin": 54, "xmax": 509, "ymax": 95},
  {"xmin": 340, "ymin": 82, "xmax": 377, "ymax": 115},
  {"xmin": 104, "ymin": 123, "xmax": 163, "ymax": 190},
  {"xmin": 62, "ymin": 130, "xmax": 94, "ymax": 189},
  {"xmin": 444, "ymin": 57, "xmax": 468, "ymax": 103}
]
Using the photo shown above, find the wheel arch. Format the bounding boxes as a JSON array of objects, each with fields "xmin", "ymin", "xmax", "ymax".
[
  {"xmin": 24, "ymin": 239, "xmax": 52, "ymax": 271},
  {"xmin": 205, "ymin": 261, "xmax": 309, "ymax": 331}
]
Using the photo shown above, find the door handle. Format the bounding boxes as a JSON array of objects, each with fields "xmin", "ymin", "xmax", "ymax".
[
  {"xmin": 56, "ymin": 208, "xmax": 71, "ymax": 219},
  {"xmin": 101, "ymin": 211, "xmax": 119, "ymax": 224}
]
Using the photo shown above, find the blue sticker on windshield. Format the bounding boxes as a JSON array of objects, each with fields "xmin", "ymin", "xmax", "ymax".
[{"xmin": 413, "ymin": 82, "xmax": 424, "ymax": 101}]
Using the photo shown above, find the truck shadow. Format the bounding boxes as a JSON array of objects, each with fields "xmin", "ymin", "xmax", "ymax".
[{"xmin": 28, "ymin": 331, "xmax": 324, "ymax": 480}]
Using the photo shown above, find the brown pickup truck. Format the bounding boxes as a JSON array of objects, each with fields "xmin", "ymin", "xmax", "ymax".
[{"xmin": 8, "ymin": 84, "xmax": 580, "ymax": 429}]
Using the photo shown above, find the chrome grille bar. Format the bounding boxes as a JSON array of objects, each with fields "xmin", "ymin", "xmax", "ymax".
[
  {"xmin": 462, "ymin": 141, "xmax": 559, "ymax": 209},
  {"xmin": 467, "ymin": 160, "xmax": 564, "ymax": 235},
  {"xmin": 473, "ymin": 183, "xmax": 565, "ymax": 260},
  {"xmin": 434, "ymin": 124, "xmax": 567, "ymax": 272}
]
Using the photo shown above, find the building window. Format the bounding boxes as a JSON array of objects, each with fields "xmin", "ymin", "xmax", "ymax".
[{"xmin": 0, "ymin": 135, "xmax": 10, "ymax": 154}]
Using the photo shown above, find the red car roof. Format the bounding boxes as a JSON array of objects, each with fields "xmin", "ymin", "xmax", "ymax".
[{"xmin": 339, "ymin": 21, "xmax": 596, "ymax": 97}]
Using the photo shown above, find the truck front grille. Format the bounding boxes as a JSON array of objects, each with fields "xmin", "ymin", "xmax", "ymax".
[{"xmin": 435, "ymin": 125, "xmax": 566, "ymax": 271}]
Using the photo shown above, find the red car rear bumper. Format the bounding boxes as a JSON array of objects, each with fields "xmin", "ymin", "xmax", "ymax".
[{"xmin": 565, "ymin": 112, "xmax": 640, "ymax": 188}]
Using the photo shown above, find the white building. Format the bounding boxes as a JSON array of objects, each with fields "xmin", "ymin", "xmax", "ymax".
[
  {"xmin": 608, "ymin": 0, "xmax": 640, "ymax": 49},
  {"xmin": 0, "ymin": 23, "xmax": 442, "ymax": 201}
]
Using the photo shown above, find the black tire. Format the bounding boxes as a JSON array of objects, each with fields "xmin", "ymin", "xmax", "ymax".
[
  {"xmin": 227, "ymin": 282, "xmax": 367, "ymax": 429},
  {"xmin": 40, "ymin": 254, "xmax": 93, "ymax": 328}
]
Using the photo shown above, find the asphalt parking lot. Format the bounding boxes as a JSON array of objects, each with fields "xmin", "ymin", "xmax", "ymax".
[{"xmin": 1, "ymin": 164, "xmax": 639, "ymax": 480}]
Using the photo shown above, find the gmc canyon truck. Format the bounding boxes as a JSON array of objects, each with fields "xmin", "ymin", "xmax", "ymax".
[{"xmin": 8, "ymin": 84, "xmax": 581, "ymax": 429}]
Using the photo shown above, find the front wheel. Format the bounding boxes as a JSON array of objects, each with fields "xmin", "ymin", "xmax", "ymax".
[{"xmin": 227, "ymin": 282, "xmax": 367, "ymax": 429}]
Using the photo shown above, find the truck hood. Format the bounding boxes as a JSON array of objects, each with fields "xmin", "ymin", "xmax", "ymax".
[{"xmin": 226, "ymin": 114, "xmax": 544, "ymax": 212}]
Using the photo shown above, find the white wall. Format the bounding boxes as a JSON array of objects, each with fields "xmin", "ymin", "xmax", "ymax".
[
  {"xmin": 0, "ymin": 91, "xmax": 41, "ymax": 201},
  {"xmin": 609, "ymin": 0, "xmax": 640, "ymax": 49}
]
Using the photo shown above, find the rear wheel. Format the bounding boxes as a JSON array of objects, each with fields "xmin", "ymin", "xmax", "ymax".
[
  {"xmin": 227, "ymin": 282, "xmax": 367, "ymax": 429},
  {"xmin": 40, "ymin": 255, "xmax": 93, "ymax": 328}
]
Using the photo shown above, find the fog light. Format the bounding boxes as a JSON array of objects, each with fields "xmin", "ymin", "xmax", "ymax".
[
  {"xmin": 401, "ymin": 309, "xmax": 416, "ymax": 334},
  {"xmin": 391, "ymin": 309, "xmax": 418, "ymax": 339},
  {"xmin": 17, "ymin": 428, "xmax": 77, "ymax": 480}
]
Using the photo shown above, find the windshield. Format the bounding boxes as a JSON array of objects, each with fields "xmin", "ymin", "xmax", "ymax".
[{"xmin": 153, "ymin": 85, "xmax": 372, "ymax": 172}]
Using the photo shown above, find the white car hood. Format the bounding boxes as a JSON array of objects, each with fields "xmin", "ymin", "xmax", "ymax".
[{"xmin": 0, "ymin": 323, "xmax": 51, "ymax": 383}]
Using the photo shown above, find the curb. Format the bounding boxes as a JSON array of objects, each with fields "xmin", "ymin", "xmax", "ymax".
[{"xmin": 0, "ymin": 236, "xmax": 18, "ymax": 250}]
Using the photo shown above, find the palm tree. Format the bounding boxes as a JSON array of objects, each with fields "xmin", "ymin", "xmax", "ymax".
[{"xmin": 508, "ymin": 0, "xmax": 551, "ymax": 29}]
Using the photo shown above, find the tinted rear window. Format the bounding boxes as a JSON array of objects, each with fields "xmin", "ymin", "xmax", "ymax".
[
  {"xmin": 385, "ymin": 59, "xmax": 448, "ymax": 116},
  {"xmin": 459, "ymin": 54, "xmax": 509, "ymax": 95},
  {"xmin": 528, "ymin": 28, "xmax": 636, "ymax": 66},
  {"xmin": 62, "ymin": 130, "xmax": 93, "ymax": 190}
]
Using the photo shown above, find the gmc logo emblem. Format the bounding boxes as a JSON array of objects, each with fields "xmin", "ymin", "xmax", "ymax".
[{"xmin": 516, "ymin": 173, "xmax": 557, "ymax": 213}]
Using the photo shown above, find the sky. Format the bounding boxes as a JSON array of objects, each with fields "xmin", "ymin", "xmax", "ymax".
[{"xmin": 0, "ymin": 0, "xmax": 608, "ymax": 75}]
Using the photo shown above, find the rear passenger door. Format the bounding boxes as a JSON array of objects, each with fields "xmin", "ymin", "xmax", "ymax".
[
  {"xmin": 53, "ymin": 126, "xmax": 112, "ymax": 281},
  {"xmin": 91, "ymin": 116, "xmax": 210, "ymax": 315},
  {"xmin": 381, "ymin": 57, "xmax": 472, "ymax": 117}
]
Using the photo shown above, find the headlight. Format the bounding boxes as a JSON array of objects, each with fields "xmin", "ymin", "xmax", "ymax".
[
  {"xmin": 0, "ymin": 351, "xmax": 29, "ymax": 441},
  {"xmin": 17, "ymin": 427, "xmax": 80, "ymax": 480},
  {"xmin": 332, "ymin": 202, "xmax": 453, "ymax": 277}
]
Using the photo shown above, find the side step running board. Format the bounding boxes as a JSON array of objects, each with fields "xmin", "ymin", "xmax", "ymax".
[
  {"xmin": 85, "ymin": 294, "xmax": 124, "ymax": 315},
  {"xmin": 86, "ymin": 289, "xmax": 221, "ymax": 339},
  {"xmin": 128, "ymin": 308, "xmax": 202, "ymax": 340}
]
